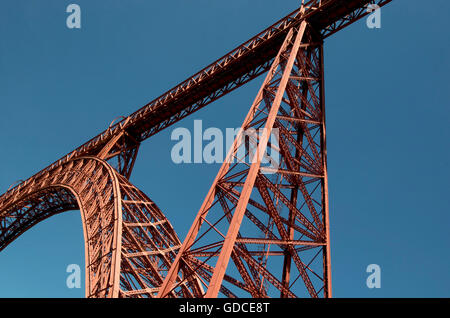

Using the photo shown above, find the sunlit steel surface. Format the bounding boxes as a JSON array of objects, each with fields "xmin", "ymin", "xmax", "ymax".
[{"xmin": 0, "ymin": 0, "xmax": 392, "ymax": 298}]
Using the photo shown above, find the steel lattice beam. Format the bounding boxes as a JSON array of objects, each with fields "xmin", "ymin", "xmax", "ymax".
[
  {"xmin": 0, "ymin": 0, "xmax": 394, "ymax": 298},
  {"xmin": 0, "ymin": 0, "xmax": 391, "ymax": 203},
  {"xmin": 158, "ymin": 21, "xmax": 332, "ymax": 298}
]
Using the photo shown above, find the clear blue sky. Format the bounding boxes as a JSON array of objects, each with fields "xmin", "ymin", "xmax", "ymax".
[{"xmin": 0, "ymin": 0, "xmax": 449, "ymax": 298}]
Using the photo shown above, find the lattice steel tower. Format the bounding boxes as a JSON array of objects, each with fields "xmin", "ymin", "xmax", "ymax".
[{"xmin": 0, "ymin": 0, "xmax": 393, "ymax": 298}]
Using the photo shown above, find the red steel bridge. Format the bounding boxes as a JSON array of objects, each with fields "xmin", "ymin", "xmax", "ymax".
[{"xmin": 0, "ymin": 0, "xmax": 393, "ymax": 298}]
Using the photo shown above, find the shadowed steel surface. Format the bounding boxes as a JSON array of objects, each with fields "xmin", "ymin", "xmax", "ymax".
[{"xmin": 0, "ymin": 0, "xmax": 392, "ymax": 298}]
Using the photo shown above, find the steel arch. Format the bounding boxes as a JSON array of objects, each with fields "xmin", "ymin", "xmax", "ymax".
[{"xmin": 0, "ymin": 157, "xmax": 202, "ymax": 297}]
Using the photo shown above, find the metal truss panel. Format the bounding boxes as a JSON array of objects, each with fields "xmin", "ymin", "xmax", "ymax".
[
  {"xmin": 0, "ymin": 0, "xmax": 395, "ymax": 298},
  {"xmin": 0, "ymin": 157, "xmax": 201, "ymax": 298},
  {"xmin": 0, "ymin": 1, "xmax": 392, "ymax": 205},
  {"xmin": 158, "ymin": 21, "xmax": 331, "ymax": 298}
]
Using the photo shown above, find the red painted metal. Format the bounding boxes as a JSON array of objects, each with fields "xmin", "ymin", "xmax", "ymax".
[
  {"xmin": 158, "ymin": 19, "xmax": 329, "ymax": 298},
  {"xmin": 0, "ymin": 0, "xmax": 393, "ymax": 297}
]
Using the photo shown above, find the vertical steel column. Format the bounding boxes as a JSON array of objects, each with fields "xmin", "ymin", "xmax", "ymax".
[{"xmin": 318, "ymin": 42, "xmax": 332, "ymax": 298}]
